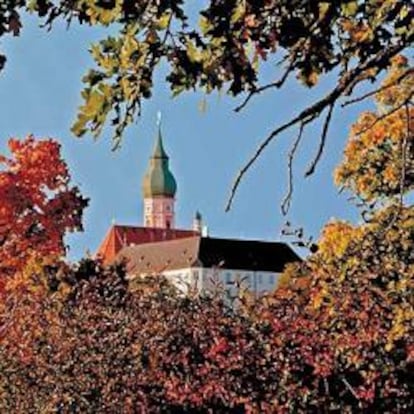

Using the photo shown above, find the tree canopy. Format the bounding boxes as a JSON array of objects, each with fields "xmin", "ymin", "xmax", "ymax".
[
  {"xmin": 0, "ymin": 206, "xmax": 412, "ymax": 412},
  {"xmin": 0, "ymin": 3, "xmax": 413, "ymax": 412},
  {"xmin": 335, "ymin": 54, "xmax": 413, "ymax": 203},
  {"xmin": 0, "ymin": 64, "xmax": 413, "ymax": 409},
  {"xmin": 0, "ymin": 136, "xmax": 88, "ymax": 294},
  {"xmin": 0, "ymin": 1, "xmax": 412, "ymax": 208}
]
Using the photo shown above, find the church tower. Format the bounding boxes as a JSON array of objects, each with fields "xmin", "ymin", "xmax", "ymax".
[{"xmin": 142, "ymin": 120, "xmax": 177, "ymax": 229}]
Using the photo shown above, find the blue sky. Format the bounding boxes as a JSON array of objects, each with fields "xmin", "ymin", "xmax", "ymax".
[{"xmin": 0, "ymin": 15, "xmax": 373, "ymax": 260}]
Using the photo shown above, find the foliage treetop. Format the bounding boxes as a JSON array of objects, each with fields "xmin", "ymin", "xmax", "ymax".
[{"xmin": 0, "ymin": 1, "xmax": 412, "ymax": 208}]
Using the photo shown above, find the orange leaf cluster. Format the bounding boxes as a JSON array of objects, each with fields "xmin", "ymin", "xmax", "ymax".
[
  {"xmin": 0, "ymin": 136, "xmax": 88, "ymax": 293},
  {"xmin": 335, "ymin": 56, "xmax": 414, "ymax": 201}
]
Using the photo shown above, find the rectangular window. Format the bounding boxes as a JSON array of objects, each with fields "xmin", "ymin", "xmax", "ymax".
[
  {"xmin": 225, "ymin": 272, "xmax": 232, "ymax": 284},
  {"xmin": 269, "ymin": 274, "xmax": 275, "ymax": 284},
  {"xmin": 258, "ymin": 274, "xmax": 263, "ymax": 284}
]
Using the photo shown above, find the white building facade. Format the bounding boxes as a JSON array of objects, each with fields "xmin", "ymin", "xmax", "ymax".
[
  {"xmin": 118, "ymin": 235, "xmax": 298, "ymax": 298},
  {"xmin": 160, "ymin": 267, "xmax": 280, "ymax": 297}
]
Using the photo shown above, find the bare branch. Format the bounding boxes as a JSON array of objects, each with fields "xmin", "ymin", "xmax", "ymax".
[
  {"xmin": 305, "ymin": 103, "xmax": 335, "ymax": 177},
  {"xmin": 342, "ymin": 68, "xmax": 414, "ymax": 108},
  {"xmin": 225, "ymin": 42, "xmax": 406, "ymax": 212},
  {"xmin": 281, "ymin": 122, "xmax": 306, "ymax": 215},
  {"xmin": 225, "ymin": 109, "xmax": 318, "ymax": 212},
  {"xmin": 234, "ymin": 59, "xmax": 295, "ymax": 113},
  {"xmin": 400, "ymin": 103, "xmax": 411, "ymax": 206},
  {"xmin": 342, "ymin": 378, "xmax": 360, "ymax": 401},
  {"xmin": 355, "ymin": 94, "xmax": 413, "ymax": 136}
]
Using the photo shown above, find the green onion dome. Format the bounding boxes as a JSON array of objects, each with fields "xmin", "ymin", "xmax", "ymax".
[{"xmin": 142, "ymin": 126, "xmax": 177, "ymax": 198}]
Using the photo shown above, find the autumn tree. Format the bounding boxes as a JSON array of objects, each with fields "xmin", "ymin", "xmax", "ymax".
[
  {"xmin": 0, "ymin": 259, "xmax": 288, "ymax": 412},
  {"xmin": 1, "ymin": 74, "xmax": 412, "ymax": 410},
  {"xmin": 0, "ymin": 60, "xmax": 412, "ymax": 409},
  {"xmin": 260, "ymin": 57, "xmax": 414, "ymax": 411},
  {"xmin": 1, "ymin": 208, "xmax": 412, "ymax": 412},
  {"xmin": 259, "ymin": 204, "xmax": 412, "ymax": 411},
  {"xmin": 0, "ymin": 5, "xmax": 412, "ymax": 411},
  {"xmin": 335, "ymin": 54, "xmax": 413, "ymax": 203},
  {"xmin": 0, "ymin": 1, "xmax": 412, "ymax": 207},
  {"xmin": 0, "ymin": 136, "xmax": 88, "ymax": 293}
]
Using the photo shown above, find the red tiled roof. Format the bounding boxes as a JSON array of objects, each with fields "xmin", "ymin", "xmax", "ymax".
[{"xmin": 96, "ymin": 225, "xmax": 198, "ymax": 264}]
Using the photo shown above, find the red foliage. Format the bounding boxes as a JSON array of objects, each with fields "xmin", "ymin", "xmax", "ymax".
[{"xmin": 0, "ymin": 136, "xmax": 88, "ymax": 290}]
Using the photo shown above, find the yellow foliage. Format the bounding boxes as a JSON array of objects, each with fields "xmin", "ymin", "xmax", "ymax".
[
  {"xmin": 386, "ymin": 305, "xmax": 414, "ymax": 351},
  {"xmin": 335, "ymin": 55, "xmax": 413, "ymax": 201},
  {"xmin": 317, "ymin": 221, "xmax": 360, "ymax": 260}
]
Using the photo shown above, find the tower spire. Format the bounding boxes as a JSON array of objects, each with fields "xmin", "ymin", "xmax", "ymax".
[
  {"xmin": 142, "ymin": 115, "xmax": 177, "ymax": 229},
  {"xmin": 153, "ymin": 115, "xmax": 168, "ymax": 159}
]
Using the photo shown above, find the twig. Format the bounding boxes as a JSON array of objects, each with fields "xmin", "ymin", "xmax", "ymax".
[
  {"xmin": 305, "ymin": 103, "xmax": 335, "ymax": 177},
  {"xmin": 355, "ymin": 94, "xmax": 413, "ymax": 136},
  {"xmin": 342, "ymin": 68, "xmax": 414, "ymax": 108},
  {"xmin": 234, "ymin": 59, "xmax": 294, "ymax": 112},
  {"xmin": 324, "ymin": 378, "xmax": 329, "ymax": 396},
  {"xmin": 342, "ymin": 377, "xmax": 360, "ymax": 400},
  {"xmin": 225, "ymin": 109, "xmax": 318, "ymax": 211},
  {"xmin": 381, "ymin": 103, "xmax": 412, "ymax": 233},
  {"xmin": 281, "ymin": 122, "xmax": 306, "ymax": 215},
  {"xmin": 225, "ymin": 42, "xmax": 406, "ymax": 211},
  {"xmin": 400, "ymin": 103, "xmax": 410, "ymax": 206}
]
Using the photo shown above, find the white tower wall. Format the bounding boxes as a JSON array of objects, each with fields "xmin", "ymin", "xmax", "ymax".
[{"xmin": 144, "ymin": 196, "xmax": 175, "ymax": 229}]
